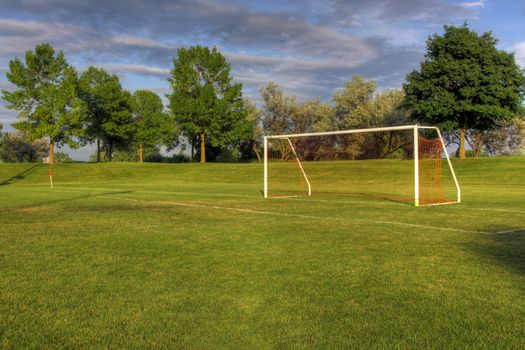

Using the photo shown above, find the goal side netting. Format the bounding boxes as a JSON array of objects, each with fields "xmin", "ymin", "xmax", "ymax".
[{"xmin": 263, "ymin": 125, "xmax": 461, "ymax": 206}]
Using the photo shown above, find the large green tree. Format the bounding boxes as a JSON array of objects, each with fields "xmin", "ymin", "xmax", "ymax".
[
  {"xmin": 168, "ymin": 46, "xmax": 246, "ymax": 163},
  {"xmin": 132, "ymin": 90, "xmax": 172, "ymax": 162},
  {"xmin": 1, "ymin": 43, "xmax": 84, "ymax": 164},
  {"xmin": 403, "ymin": 23, "xmax": 525, "ymax": 159},
  {"xmin": 78, "ymin": 67, "xmax": 134, "ymax": 162}
]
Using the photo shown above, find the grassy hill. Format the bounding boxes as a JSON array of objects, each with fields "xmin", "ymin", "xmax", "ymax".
[{"xmin": 1, "ymin": 157, "xmax": 524, "ymax": 348}]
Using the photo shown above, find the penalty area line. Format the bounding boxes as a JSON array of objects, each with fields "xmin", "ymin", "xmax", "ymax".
[
  {"xmin": 492, "ymin": 228, "xmax": 525, "ymax": 235},
  {"xmin": 100, "ymin": 195, "xmax": 489, "ymax": 235}
]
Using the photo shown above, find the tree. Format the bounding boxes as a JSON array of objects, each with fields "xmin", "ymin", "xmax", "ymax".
[
  {"xmin": 482, "ymin": 118, "xmax": 525, "ymax": 155},
  {"xmin": 0, "ymin": 131, "xmax": 48, "ymax": 162},
  {"xmin": 260, "ymin": 82, "xmax": 298, "ymax": 136},
  {"xmin": 132, "ymin": 90, "xmax": 171, "ymax": 162},
  {"xmin": 403, "ymin": 23, "xmax": 525, "ymax": 159},
  {"xmin": 79, "ymin": 67, "xmax": 134, "ymax": 162},
  {"xmin": 239, "ymin": 97, "xmax": 263, "ymax": 161},
  {"xmin": 168, "ymin": 46, "xmax": 247, "ymax": 163},
  {"xmin": 333, "ymin": 75, "xmax": 377, "ymax": 129},
  {"xmin": 443, "ymin": 118, "xmax": 525, "ymax": 156},
  {"xmin": 54, "ymin": 151, "xmax": 74, "ymax": 163},
  {"xmin": 1, "ymin": 43, "xmax": 84, "ymax": 164}
]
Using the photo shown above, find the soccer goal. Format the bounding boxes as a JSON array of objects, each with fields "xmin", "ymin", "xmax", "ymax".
[{"xmin": 263, "ymin": 125, "xmax": 460, "ymax": 206}]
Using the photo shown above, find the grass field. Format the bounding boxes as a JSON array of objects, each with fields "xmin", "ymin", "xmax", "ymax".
[{"xmin": 1, "ymin": 157, "xmax": 524, "ymax": 349}]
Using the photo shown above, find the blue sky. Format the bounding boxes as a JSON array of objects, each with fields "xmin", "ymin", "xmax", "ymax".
[{"xmin": 0, "ymin": 0, "xmax": 524, "ymax": 159}]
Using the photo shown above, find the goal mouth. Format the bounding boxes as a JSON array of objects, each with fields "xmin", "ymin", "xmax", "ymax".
[{"xmin": 263, "ymin": 125, "xmax": 461, "ymax": 207}]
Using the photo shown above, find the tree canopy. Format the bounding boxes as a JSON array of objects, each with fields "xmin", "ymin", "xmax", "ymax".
[
  {"xmin": 168, "ymin": 46, "xmax": 247, "ymax": 163},
  {"xmin": 132, "ymin": 90, "xmax": 172, "ymax": 162},
  {"xmin": 403, "ymin": 23, "xmax": 525, "ymax": 158},
  {"xmin": 78, "ymin": 67, "xmax": 134, "ymax": 162},
  {"xmin": 1, "ymin": 43, "xmax": 84, "ymax": 163}
]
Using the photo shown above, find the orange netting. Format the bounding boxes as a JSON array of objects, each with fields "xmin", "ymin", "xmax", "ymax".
[{"xmin": 418, "ymin": 136, "xmax": 446, "ymax": 205}]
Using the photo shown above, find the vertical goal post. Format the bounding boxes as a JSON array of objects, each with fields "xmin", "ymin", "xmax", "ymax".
[{"xmin": 263, "ymin": 124, "xmax": 461, "ymax": 207}]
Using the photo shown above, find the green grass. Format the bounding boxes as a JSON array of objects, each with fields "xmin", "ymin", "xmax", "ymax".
[{"xmin": 1, "ymin": 158, "xmax": 524, "ymax": 349}]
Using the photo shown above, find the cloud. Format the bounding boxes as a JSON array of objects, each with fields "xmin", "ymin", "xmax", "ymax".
[
  {"xmin": 0, "ymin": 18, "xmax": 94, "ymax": 57},
  {"xmin": 285, "ymin": 0, "xmax": 481, "ymax": 27},
  {"xmin": 0, "ymin": 1, "xmax": 374, "ymax": 62},
  {"xmin": 0, "ymin": 0, "xmax": 486, "ymax": 105},
  {"xmin": 460, "ymin": 1, "xmax": 486, "ymax": 9},
  {"xmin": 513, "ymin": 42, "xmax": 525, "ymax": 68},
  {"xmin": 0, "ymin": 102, "xmax": 18, "ymax": 130},
  {"xmin": 97, "ymin": 63, "xmax": 170, "ymax": 77}
]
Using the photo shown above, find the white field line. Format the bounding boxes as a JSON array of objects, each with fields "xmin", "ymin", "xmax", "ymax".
[
  {"xmin": 4, "ymin": 186, "xmax": 522, "ymax": 235},
  {"xmin": 280, "ymin": 196, "xmax": 525, "ymax": 214},
  {"xmin": 100, "ymin": 195, "xmax": 493, "ymax": 235},
  {"xmin": 491, "ymin": 228, "xmax": 525, "ymax": 235},
  {"xmin": 100, "ymin": 195, "xmax": 331, "ymax": 220},
  {"xmin": 4, "ymin": 185, "xmax": 525, "ymax": 215}
]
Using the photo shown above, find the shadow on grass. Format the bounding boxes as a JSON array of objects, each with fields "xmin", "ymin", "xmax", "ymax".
[
  {"xmin": 16, "ymin": 190, "xmax": 134, "ymax": 209},
  {"xmin": 0, "ymin": 164, "xmax": 42, "ymax": 186},
  {"xmin": 466, "ymin": 226, "xmax": 525, "ymax": 276}
]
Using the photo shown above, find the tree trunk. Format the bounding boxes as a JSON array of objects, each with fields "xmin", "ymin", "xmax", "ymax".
[
  {"xmin": 49, "ymin": 142, "xmax": 54, "ymax": 164},
  {"xmin": 200, "ymin": 132, "xmax": 206, "ymax": 164},
  {"xmin": 252, "ymin": 142, "xmax": 261, "ymax": 162},
  {"xmin": 97, "ymin": 138, "xmax": 100, "ymax": 162},
  {"xmin": 459, "ymin": 128, "xmax": 466, "ymax": 160},
  {"xmin": 139, "ymin": 143, "xmax": 143, "ymax": 163}
]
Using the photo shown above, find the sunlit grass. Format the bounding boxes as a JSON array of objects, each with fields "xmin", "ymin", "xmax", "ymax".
[{"xmin": 1, "ymin": 157, "xmax": 524, "ymax": 348}]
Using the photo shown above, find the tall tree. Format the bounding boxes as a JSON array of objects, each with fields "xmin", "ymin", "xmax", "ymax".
[
  {"xmin": 1, "ymin": 43, "xmax": 84, "ymax": 164},
  {"xmin": 403, "ymin": 23, "xmax": 525, "ymax": 159},
  {"xmin": 333, "ymin": 75, "xmax": 377, "ymax": 129},
  {"xmin": 132, "ymin": 90, "xmax": 171, "ymax": 162},
  {"xmin": 168, "ymin": 46, "xmax": 246, "ymax": 163},
  {"xmin": 240, "ymin": 97, "xmax": 263, "ymax": 162},
  {"xmin": 78, "ymin": 67, "xmax": 134, "ymax": 162},
  {"xmin": 260, "ymin": 82, "xmax": 298, "ymax": 136}
]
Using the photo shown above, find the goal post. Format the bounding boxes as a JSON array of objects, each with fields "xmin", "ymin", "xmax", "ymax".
[{"xmin": 263, "ymin": 124, "xmax": 461, "ymax": 206}]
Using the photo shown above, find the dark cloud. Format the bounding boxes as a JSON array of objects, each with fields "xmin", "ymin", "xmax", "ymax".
[
  {"xmin": 0, "ymin": 0, "xmax": 481, "ymax": 106},
  {"xmin": 277, "ymin": 0, "xmax": 481, "ymax": 27},
  {"xmin": 0, "ymin": 0, "xmax": 489, "ymax": 160},
  {"xmin": 0, "ymin": 1, "xmax": 372, "ymax": 61}
]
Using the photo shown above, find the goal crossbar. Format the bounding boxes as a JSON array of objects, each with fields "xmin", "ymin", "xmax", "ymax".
[
  {"xmin": 263, "ymin": 124, "xmax": 461, "ymax": 207},
  {"xmin": 265, "ymin": 124, "xmax": 418, "ymax": 140}
]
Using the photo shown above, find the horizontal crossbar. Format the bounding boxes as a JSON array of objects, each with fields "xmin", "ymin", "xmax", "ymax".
[{"xmin": 265, "ymin": 124, "xmax": 419, "ymax": 140}]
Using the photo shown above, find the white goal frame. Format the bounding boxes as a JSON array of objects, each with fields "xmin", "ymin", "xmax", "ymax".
[{"xmin": 263, "ymin": 124, "xmax": 461, "ymax": 207}]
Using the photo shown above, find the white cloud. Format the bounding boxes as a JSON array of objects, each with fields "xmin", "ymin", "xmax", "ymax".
[
  {"xmin": 110, "ymin": 36, "xmax": 176, "ymax": 50},
  {"xmin": 0, "ymin": 18, "xmax": 92, "ymax": 57},
  {"xmin": 98, "ymin": 63, "xmax": 170, "ymax": 76},
  {"xmin": 513, "ymin": 42, "xmax": 525, "ymax": 68},
  {"xmin": 460, "ymin": 1, "xmax": 486, "ymax": 9}
]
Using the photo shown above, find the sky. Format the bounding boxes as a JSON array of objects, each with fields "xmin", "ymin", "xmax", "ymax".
[{"xmin": 1, "ymin": 0, "xmax": 524, "ymax": 160}]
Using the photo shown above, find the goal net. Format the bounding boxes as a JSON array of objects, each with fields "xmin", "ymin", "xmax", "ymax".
[{"xmin": 263, "ymin": 125, "xmax": 460, "ymax": 206}]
